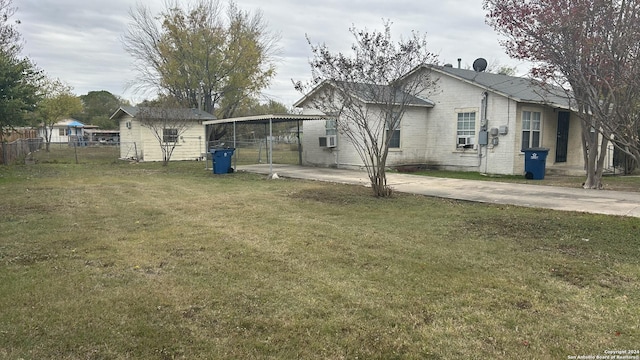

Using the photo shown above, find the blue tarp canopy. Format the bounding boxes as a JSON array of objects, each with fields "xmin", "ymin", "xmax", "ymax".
[{"xmin": 67, "ymin": 120, "xmax": 84, "ymax": 127}]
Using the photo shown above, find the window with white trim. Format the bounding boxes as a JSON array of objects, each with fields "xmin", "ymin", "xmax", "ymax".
[
  {"xmin": 163, "ymin": 128, "xmax": 178, "ymax": 143},
  {"xmin": 522, "ymin": 111, "xmax": 541, "ymax": 149},
  {"xmin": 456, "ymin": 112, "xmax": 476, "ymax": 148},
  {"xmin": 59, "ymin": 128, "xmax": 69, "ymax": 136}
]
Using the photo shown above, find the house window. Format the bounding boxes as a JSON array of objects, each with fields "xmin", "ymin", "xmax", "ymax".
[
  {"xmin": 522, "ymin": 111, "xmax": 541, "ymax": 149},
  {"xmin": 325, "ymin": 119, "xmax": 337, "ymax": 136},
  {"xmin": 457, "ymin": 112, "xmax": 476, "ymax": 148},
  {"xmin": 385, "ymin": 118, "xmax": 401, "ymax": 148},
  {"xmin": 59, "ymin": 128, "xmax": 69, "ymax": 136},
  {"xmin": 163, "ymin": 128, "xmax": 178, "ymax": 143}
]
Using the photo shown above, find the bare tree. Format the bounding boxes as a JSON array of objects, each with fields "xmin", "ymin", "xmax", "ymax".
[
  {"xmin": 296, "ymin": 21, "xmax": 438, "ymax": 197},
  {"xmin": 122, "ymin": 0, "xmax": 279, "ymax": 132},
  {"xmin": 485, "ymin": 0, "xmax": 640, "ymax": 188},
  {"xmin": 136, "ymin": 103, "xmax": 198, "ymax": 166},
  {"xmin": 0, "ymin": 0, "xmax": 21, "ymax": 55}
]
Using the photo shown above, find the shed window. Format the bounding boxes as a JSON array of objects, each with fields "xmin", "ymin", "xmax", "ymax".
[{"xmin": 163, "ymin": 128, "xmax": 178, "ymax": 143}]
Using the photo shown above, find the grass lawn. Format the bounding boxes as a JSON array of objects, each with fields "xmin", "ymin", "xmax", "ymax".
[{"xmin": 0, "ymin": 148, "xmax": 639, "ymax": 359}]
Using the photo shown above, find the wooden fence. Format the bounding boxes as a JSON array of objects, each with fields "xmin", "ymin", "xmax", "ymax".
[
  {"xmin": 2, "ymin": 128, "xmax": 38, "ymax": 142},
  {"xmin": 0, "ymin": 138, "xmax": 43, "ymax": 165}
]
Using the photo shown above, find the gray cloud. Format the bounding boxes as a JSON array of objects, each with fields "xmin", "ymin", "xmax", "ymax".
[{"xmin": 16, "ymin": 0, "xmax": 526, "ymax": 107}]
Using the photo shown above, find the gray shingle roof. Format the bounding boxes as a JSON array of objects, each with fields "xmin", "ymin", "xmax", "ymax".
[
  {"xmin": 294, "ymin": 80, "xmax": 435, "ymax": 108},
  {"xmin": 340, "ymin": 81, "xmax": 435, "ymax": 107},
  {"xmin": 111, "ymin": 106, "xmax": 216, "ymax": 120},
  {"xmin": 431, "ymin": 66, "xmax": 572, "ymax": 109}
]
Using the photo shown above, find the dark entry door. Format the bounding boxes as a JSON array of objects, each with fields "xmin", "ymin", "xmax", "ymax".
[{"xmin": 556, "ymin": 111, "xmax": 570, "ymax": 163}]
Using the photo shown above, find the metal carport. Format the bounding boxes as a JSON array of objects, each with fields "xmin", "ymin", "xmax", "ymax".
[{"xmin": 202, "ymin": 114, "xmax": 331, "ymax": 177}]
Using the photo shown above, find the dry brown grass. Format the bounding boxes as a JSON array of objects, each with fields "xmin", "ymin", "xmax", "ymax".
[{"xmin": 0, "ymin": 148, "xmax": 638, "ymax": 359}]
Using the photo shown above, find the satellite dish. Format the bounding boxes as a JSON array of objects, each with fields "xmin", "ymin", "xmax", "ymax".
[{"xmin": 473, "ymin": 58, "xmax": 488, "ymax": 72}]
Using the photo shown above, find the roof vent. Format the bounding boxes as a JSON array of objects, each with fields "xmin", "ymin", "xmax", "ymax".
[
  {"xmin": 444, "ymin": 63, "xmax": 453, "ymax": 68},
  {"xmin": 473, "ymin": 58, "xmax": 488, "ymax": 72}
]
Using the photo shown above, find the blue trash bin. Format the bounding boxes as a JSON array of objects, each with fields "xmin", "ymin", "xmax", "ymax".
[
  {"xmin": 522, "ymin": 148, "xmax": 549, "ymax": 180},
  {"xmin": 210, "ymin": 148, "xmax": 235, "ymax": 174}
]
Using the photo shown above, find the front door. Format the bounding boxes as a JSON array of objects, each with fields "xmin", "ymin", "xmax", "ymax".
[{"xmin": 556, "ymin": 111, "xmax": 570, "ymax": 163}]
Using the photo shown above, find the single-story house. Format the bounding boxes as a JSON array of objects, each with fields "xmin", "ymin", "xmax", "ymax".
[
  {"xmin": 110, "ymin": 106, "xmax": 215, "ymax": 162},
  {"xmin": 38, "ymin": 119, "xmax": 86, "ymax": 144},
  {"xmin": 294, "ymin": 64, "xmax": 596, "ymax": 176}
]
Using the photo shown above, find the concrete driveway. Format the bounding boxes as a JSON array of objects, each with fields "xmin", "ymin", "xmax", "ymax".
[{"xmin": 237, "ymin": 164, "xmax": 640, "ymax": 218}]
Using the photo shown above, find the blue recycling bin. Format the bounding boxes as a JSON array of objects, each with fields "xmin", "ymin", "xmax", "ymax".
[
  {"xmin": 210, "ymin": 148, "xmax": 235, "ymax": 174},
  {"xmin": 523, "ymin": 148, "xmax": 549, "ymax": 180}
]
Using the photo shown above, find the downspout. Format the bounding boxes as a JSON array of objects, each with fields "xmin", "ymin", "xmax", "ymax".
[{"xmin": 480, "ymin": 92, "xmax": 488, "ymax": 169}]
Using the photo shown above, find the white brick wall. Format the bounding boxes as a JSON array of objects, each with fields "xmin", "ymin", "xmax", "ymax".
[
  {"xmin": 300, "ymin": 71, "xmax": 584, "ymax": 175},
  {"xmin": 302, "ymin": 119, "xmax": 338, "ymax": 167}
]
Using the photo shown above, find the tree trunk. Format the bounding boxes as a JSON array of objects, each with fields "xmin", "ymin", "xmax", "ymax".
[
  {"xmin": 43, "ymin": 126, "xmax": 52, "ymax": 152},
  {"xmin": 370, "ymin": 164, "xmax": 392, "ymax": 197},
  {"xmin": 583, "ymin": 135, "xmax": 608, "ymax": 189}
]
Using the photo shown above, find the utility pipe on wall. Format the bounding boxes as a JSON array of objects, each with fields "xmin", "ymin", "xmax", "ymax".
[{"xmin": 479, "ymin": 92, "xmax": 489, "ymax": 170}]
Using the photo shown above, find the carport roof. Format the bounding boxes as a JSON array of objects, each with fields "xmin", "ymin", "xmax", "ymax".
[
  {"xmin": 202, "ymin": 114, "xmax": 331, "ymax": 126},
  {"xmin": 203, "ymin": 113, "xmax": 332, "ymax": 178}
]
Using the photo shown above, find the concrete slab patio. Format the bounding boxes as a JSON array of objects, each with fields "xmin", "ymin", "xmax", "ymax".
[{"xmin": 237, "ymin": 164, "xmax": 640, "ymax": 218}]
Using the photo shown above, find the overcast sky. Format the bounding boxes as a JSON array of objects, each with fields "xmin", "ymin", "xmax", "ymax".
[{"xmin": 16, "ymin": 0, "xmax": 528, "ymax": 108}]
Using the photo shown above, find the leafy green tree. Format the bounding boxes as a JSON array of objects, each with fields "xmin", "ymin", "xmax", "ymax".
[
  {"xmin": 75, "ymin": 90, "xmax": 128, "ymax": 129},
  {"xmin": 217, "ymin": 98, "xmax": 290, "ymax": 141},
  {"xmin": 123, "ymin": 0, "xmax": 279, "ymax": 137},
  {"xmin": 0, "ymin": 0, "xmax": 41, "ymax": 142},
  {"xmin": 88, "ymin": 116, "xmax": 116, "ymax": 130},
  {"xmin": 233, "ymin": 98, "xmax": 288, "ymax": 118},
  {"xmin": 37, "ymin": 79, "xmax": 83, "ymax": 151},
  {"xmin": 0, "ymin": 51, "xmax": 41, "ymax": 141}
]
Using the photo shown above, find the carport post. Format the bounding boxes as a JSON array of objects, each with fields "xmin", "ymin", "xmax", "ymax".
[
  {"xmin": 233, "ymin": 121, "xmax": 237, "ymax": 169},
  {"xmin": 269, "ymin": 118, "xmax": 273, "ymax": 176},
  {"xmin": 297, "ymin": 120, "xmax": 302, "ymax": 165}
]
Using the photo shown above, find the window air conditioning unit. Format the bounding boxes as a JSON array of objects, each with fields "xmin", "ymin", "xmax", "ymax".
[
  {"xmin": 319, "ymin": 135, "xmax": 337, "ymax": 148},
  {"xmin": 457, "ymin": 136, "xmax": 474, "ymax": 147}
]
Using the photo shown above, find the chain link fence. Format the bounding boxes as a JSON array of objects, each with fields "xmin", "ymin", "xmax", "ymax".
[
  {"xmin": 207, "ymin": 139, "xmax": 301, "ymax": 167},
  {"xmin": 3, "ymin": 136, "xmax": 301, "ymax": 167},
  {"xmin": 29, "ymin": 141, "xmax": 120, "ymax": 164}
]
